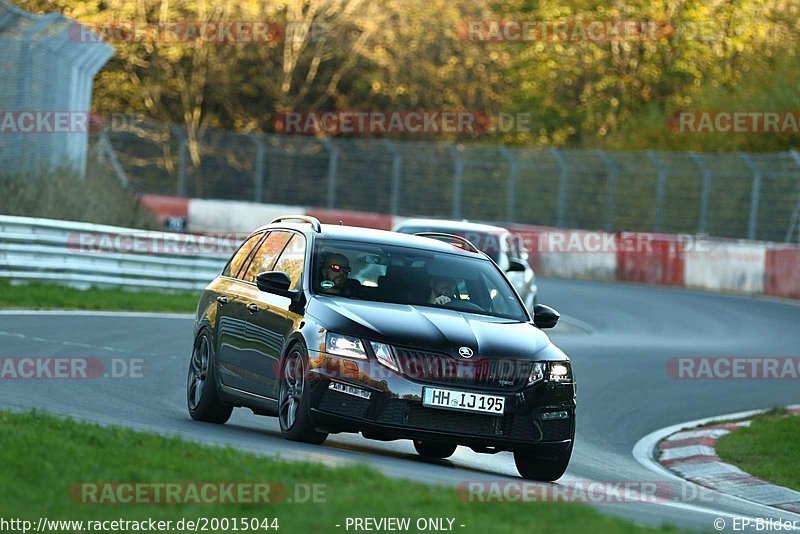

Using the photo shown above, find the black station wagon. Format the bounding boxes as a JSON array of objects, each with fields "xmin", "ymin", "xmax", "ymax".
[{"xmin": 187, "ymin": 215, "xmax": 576, "ymax": 480}]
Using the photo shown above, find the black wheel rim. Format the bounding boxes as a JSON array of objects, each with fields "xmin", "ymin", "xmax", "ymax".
[
  {"xmin": 279, "ymin": 351, "xmax": 304, "ymax": 431},
  {"xmin": 187, "ymin": 335, "xmax": 210, "ymax": 410}
]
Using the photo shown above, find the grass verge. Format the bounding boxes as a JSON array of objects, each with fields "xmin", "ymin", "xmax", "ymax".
[
  {"xmin": 716, "ymin": 409, "xmax": 800, "ymax": 492},
  {"xmin": 0, "ymin": 158, "xmax": 157, "ymax": 229},
  {"xmin": 0, "ymin": 410, "xmax": 681, "ymax": 533},
  {"xmin": 0, "ymin": 280, "xmax": 198, "ymax": 312}
]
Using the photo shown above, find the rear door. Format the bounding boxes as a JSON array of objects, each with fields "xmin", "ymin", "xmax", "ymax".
[{"xmin": 215, "ymin": 232, "xmax": 266, "ymax": 389}]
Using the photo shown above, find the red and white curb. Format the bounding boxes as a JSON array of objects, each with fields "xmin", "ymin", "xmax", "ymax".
[{"xmin": 654, "ymin": 407, "xmax": 800, "ymax": 514}]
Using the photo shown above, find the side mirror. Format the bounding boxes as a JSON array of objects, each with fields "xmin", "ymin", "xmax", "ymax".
[
  {"xmin": 533, "ymin": 304, "xmax": 560, "ymax": 329},
  {"xmin": 507, "ymin": 258, "xmax": 527, "ymax": 272},
  {"xmin": 256, "ymin": 271, "xmax": 299, "ymax": 299}
]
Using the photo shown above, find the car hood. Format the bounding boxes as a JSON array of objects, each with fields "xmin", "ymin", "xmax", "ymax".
[{"xmin": 307, "ymin": 296, "xmax": 564, "ymax": 361}]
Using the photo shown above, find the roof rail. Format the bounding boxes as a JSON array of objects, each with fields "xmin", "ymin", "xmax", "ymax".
[
  {"xmin": 414, "ymin": 232, "xmax": 481, "ymax": 254},
  {"xmin": 270, "ymin": 215, "xmax": 322, "ymax": 232}
]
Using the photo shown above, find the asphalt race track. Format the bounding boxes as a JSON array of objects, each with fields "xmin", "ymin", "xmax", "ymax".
[{"xmin": 2, "ymin": 278, "xmax": 799, "ymax": 531}]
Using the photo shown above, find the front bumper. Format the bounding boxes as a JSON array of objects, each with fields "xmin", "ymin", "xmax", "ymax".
[{"xmin": 307, "ymin": 350, "xmax": 576, "ymax": 450}]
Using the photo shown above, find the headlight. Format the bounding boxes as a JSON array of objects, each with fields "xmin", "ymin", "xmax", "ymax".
[
  {"xmin": 549, "ymin": 362, "xmax": 570, "ymax": 381},
  {"xmin": 528, "ymin": 362, "xmax": 546, "ymax": 384},
  {"xmin": 325, "ymin": 333, "xmax": 367, "ymax": 359},
  {"xmin": 370, "ymin": 341, "xmax": 398, "ymax": 371}
]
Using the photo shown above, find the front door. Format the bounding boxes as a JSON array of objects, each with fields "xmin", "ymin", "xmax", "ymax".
[{"xmin": 236, "ymin": 231, "xmax": 295, "ymax": 398}]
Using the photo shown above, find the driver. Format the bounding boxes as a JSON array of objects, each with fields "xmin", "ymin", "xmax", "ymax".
[
  {"xmin": 428, "ymin": 275, "xmax": 457, "ymax": 306},
  {"xmin": 319, "ymin": 253, "xmax": 355, "ymax": 296}
]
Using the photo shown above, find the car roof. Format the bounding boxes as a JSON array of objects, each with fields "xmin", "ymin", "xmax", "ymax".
[
  {"xmin": 394, "ymin": 218, "xmax": 510, "ymax": 235},
  {"xmin": 254, "ymin": 222, "xmax": 485, "ymax": 258}
]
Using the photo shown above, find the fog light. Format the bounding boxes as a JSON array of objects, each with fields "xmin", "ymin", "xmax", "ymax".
[
  {"xmin": 541, "ymin": 411, "xmax": 569, "ymax": 420},
  {"xmin": 328, "ymin": 381, "xmax": 371, "ymax": 400}
]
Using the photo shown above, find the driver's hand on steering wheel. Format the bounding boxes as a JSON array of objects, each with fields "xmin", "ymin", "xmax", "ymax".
[{"xmin": 432, "ymin": 295, "xmax": 452, "ymax": 306}]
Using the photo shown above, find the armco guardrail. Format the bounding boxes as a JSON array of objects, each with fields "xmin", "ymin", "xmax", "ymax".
[
  {"xmin": 0, "ymin": 215, "xmax": 233, "ymax": 291},
  {"xmin": 3, "ymin": 212, "xmax": 800, "ymax": 299}
]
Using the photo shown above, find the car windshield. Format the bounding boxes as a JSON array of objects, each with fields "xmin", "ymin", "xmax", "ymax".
[{"xmin": 312, "ymin": 239, "xmax": 528, "ymax": 322}]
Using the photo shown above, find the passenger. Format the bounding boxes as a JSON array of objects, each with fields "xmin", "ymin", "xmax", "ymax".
[
  {"xmin": 319, "ymin": 253, "xmax": 354, "ymax": 295},
  {"xmin": 428, "ymin": 275, "xmax": 457, "ymax": 305}
]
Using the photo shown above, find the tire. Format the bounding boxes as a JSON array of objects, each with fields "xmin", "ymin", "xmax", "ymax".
[
  {"xmin": 187, "ymin": 329, "xmax": 233, "ymax": 424},
  {"xmin": 514, "ymin": 445, "xmax": 572, "ymax": 481},
  {"xmin": 413, "ymin": 440, "xmax": 457, "ymax": 459},
  {"xmin": 278, "ymin": 343, "xmax": 328, "ymax": 445}
]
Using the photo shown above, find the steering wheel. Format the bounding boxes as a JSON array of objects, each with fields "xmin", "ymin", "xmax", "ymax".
[{"xmin": 442, "ymin": 299, "xmax": 484, "ymax": 313}]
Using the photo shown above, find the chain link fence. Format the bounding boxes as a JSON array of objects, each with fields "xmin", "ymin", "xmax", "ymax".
[
  {"xmin": 0, "ymin": 0, "xmax": 112, "ymax": 177},
  {"xmin": 98, "ymin": 120, "xmax": 800, "ymax": 243}
]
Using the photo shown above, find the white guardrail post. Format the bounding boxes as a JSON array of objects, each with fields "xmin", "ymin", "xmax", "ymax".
[{"xmin": 0, "ymin": 215, "xmax": 237, "ymax": 291}]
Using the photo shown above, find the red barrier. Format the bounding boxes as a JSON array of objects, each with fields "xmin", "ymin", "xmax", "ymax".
[
  {"xmin": 138, "ymin": 194, "xmax": 189, "ymax": 224},
  {"xmin": 616, "ymin": 233, "xmax": 684, "ymax": 286},
  {"xmin": 306, "ymin": 208, "xmax": 394, "ymax": 230},
  {"xmin": 765, "ymin": 247, "xmax": 800, "ymax": 298}
]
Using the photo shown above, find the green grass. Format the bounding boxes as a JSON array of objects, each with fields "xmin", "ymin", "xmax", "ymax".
[
  {"xmin": 0, "ymin": 410, "xmax": 681, "ymax": 533},
  {"xmin": 0, "ymin": 159, "xmax": 157, "ymax": 229},
  {"xmin": 716, "ymin": 410, "xmax": 800, "ymax": 491},
  {"xmin": 0, "ymin": 280, "xmax": 198, "ymax": 312}
]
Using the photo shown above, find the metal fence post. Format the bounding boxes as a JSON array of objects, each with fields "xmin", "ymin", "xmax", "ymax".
[
  {"xmin": 98, "ymin": 129, "xmax": 129, "ymax": 189},
  {"xmin": 739, "ymin": 154, "xmax": 762, "ymax": 240},
  {"xmin": 784, "ymin": 150, "xmax": 800, "ymax": 243},
  {"xmin": 250, "ymin": 133, "xmax": 265, "ymax": 202},
  {"xmin": 597, "ymin": 150, "xmax": 618, "ymax": 231},
  {"xmin": 383, "ymin": 140, "xmax": 402, "ymax": 216},
  {"xmin": 689, "ymin": 152, "xmax": 711, "ymax": 234},
  {"xmin": 321, "ymin": 138, "xmax": 339, "ymax": 209},
  {"xmin": 499, "ymin": 146, "xmax": 517, "ymax": 224},
  {"xmin": 550, "ymin": 148, "xmax": 569, "ymax": 227},
  {"xmin": 647, "ymin": 150, "xmax": 667, "ymax": 231},
  {"xmin": 177, "ymin": 132, "xmax": 188, "ymax": 198},
  {"xmin": 447, "ymin": 143, "xmax": 464, "ymax": 219}
]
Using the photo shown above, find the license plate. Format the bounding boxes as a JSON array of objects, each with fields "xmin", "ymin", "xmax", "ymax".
[{"xmin": 422, "ymin": 387, "xmax": 505, "ymax": 416}]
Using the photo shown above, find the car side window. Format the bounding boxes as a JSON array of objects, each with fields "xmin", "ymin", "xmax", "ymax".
[
  {"xmin": 242, "ymin": 231, "xmax": 293, "ymax": 283},
  {"xmin": 272, "ymin": 234, "xmax": 306, "ymax": 290},
  {"xmin": 222, "ymin": 233, "xmax": 264, "ymax": 278}
]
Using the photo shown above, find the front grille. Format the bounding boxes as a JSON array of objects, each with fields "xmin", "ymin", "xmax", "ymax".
[
  {"xmin": 406, "ymin": 403, "xmax": 503, "ymax": 436},
  {"xmin": 377, "ymin": 400, "xmax": 571, "ymax": 442},
  {"xmin": 377, "ymin": 399, "xmax": 502, "ymax": 436},
  {"xmin": 394, "ymin": 348, "xmax": 531, "ymax": 390}
]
